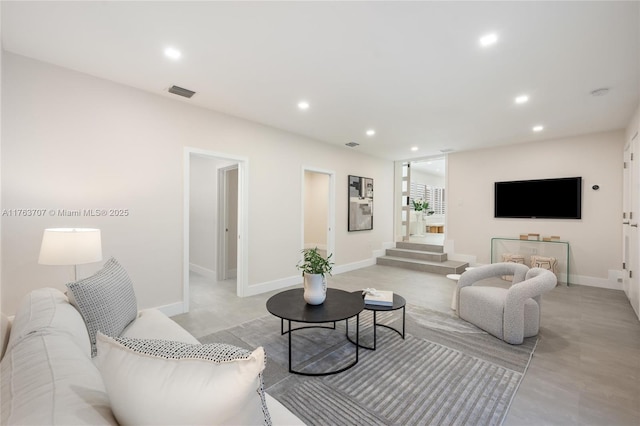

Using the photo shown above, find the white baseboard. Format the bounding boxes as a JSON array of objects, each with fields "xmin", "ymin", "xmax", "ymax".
[
  {"xmin": 372, "ymin": 241, "xmax": 394, "ymax": 258},
  {"xmin": 244, "ymin": 252, "xmax": 382, "ymax": 297},
  {"xmin": 570, "ymin": 271, "xmax": 623, "ymax": 290},
  {"xmin": 244, "ymin": 274, "xmax": 302, "ymax": 297},
  {"xmin": 189, "ymin": 263, "xmax": 216, "ymax": 279},
  {"xmin": 333, "ymin": 257, "xmax": 377, "ymax": 274}
]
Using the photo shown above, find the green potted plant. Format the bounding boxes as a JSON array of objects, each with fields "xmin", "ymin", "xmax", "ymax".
[
  {"xmin": 412, "ymin": 198, "xmax": 434, "ymax": 215},
  {"xmin": 296, "ymin": 247, "xmax": 334, "ymax": 305}
]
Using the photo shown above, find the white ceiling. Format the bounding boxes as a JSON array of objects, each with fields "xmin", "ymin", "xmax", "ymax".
[{"xmin": 2, "ymin": 1, "xmax": 639, "ymax": 161}]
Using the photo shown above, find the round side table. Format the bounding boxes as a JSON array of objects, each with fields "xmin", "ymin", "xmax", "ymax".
[
  {"xmin": 346, "ymin": 291, "xmax": 406, "ymax": 350},
  {"xmin": 447, "ymin": 274, "xmax": 462, "ymax": 311}
]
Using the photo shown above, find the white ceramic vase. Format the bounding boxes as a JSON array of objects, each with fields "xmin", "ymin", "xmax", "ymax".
[
  {"xmin": 415, "ymin": 212, "xmax": 424, "ymax": 236},
  {"xmin": 303, "ymin": 273, "xmax": 327, "ymax": 305}
]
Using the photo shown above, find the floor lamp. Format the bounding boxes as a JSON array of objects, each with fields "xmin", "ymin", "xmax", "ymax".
[{"xmin": 38, "ymin": 228, "xmax": 103, "ymax": 281}]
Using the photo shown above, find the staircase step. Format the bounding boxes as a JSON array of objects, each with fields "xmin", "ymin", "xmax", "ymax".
[
  {"xmin": 386, "ymin": 248, "xmax": 448, "ymax": 262},
  {"xmin": 396, "ymin": 241, "xmax": 444, "ymax": 253},
  {"xmin": 376, "ymin": 256, "xmax": 468, "ymax": 275}
]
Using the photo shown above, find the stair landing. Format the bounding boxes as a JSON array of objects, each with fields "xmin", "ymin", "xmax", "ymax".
[{"xmin": 376, "ymin": 242, "xmax": 468, "ymax": 275}]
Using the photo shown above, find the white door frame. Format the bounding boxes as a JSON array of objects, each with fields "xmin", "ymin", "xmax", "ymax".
[
  {"xmin": 183, "ymin": 147, "xmax": 249, "ymax": 313},
  {"xmin": 217, "ymin": 164, "xmax": 239, "ymax": 281},
  {"xmin": 623, "ymin": 133, "xmax": 639, "ymax": 319},
  {"xmin": 301, "ymin": 166, "xmax": 336, "ymax": 260}
]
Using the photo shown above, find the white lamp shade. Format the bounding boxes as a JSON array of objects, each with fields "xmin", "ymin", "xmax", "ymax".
[{"xmin": 38, "ymin": 228, "xmax": 103, "ymax": 266}]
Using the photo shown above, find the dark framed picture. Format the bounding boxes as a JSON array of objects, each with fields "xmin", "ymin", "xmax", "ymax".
[{"xmin": 348, "ymin": 175, "xmax": 373, "ymax": 231}]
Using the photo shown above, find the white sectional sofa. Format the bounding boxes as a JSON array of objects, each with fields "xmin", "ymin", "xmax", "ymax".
[{"xmin": 1, "ymin": 273, "xmax": 302, "ymax": 425}]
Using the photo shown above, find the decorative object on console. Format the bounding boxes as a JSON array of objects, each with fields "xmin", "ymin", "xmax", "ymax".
[
  {"xmin": 362, "ymin": 288, "xmax": 393, "ymax": 306},
  {"xmin": 518, "ymin": 233, "xmax": 540, "ymax": 241},
  {"xmin": 66, "ymin": 257, "xmax": 138, "ymax": 356},
  {"xmin": 38, "ymin": 228, "xmax": 102, "ymax": 280},
  {"xmin": 296, "ymin": 247, "xmax": 334, "ymax": 305}
]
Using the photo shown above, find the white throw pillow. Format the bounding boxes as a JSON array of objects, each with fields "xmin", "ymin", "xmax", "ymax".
[
  {"xmin": 95, "ymin": 333, "xmax": 271, "ymax": 426},
  {"xmin": 66, "ymin": 257, "xmax": 137, "ymax": 356}
]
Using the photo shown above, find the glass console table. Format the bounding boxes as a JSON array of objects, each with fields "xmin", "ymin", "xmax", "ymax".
[{"xmin": 491, "ymin": 237, "xmax": 570, "ymax": 285}]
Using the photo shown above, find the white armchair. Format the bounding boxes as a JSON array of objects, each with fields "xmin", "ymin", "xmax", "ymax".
[{"xmin": 456, "ymin": 263, "xmax": 557, "ymax": 344}]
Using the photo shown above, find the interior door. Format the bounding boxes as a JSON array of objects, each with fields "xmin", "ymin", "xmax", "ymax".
[
  {"xmin": 623, "ymin": 132, "xmax": 639, "ymax": 319},
  {"xmin": 218, "ymin": 165, "xmax": 238, "ymax": 280},
  {"xmin": 401, "ymin": 161, "xmax": 411, "ymax": 241}
]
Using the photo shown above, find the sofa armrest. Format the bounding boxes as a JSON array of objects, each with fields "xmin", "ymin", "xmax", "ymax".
[
  {"xmin": 121, "ymin": 309, "xmax": 200, "ymax": 344},
  {"xmin": 265, "ymin": 393, "xmax": 305, "ymax": 426},
  {"xmin": 457, "ymin": 263, "xmax": 528, "ymax": 290}
]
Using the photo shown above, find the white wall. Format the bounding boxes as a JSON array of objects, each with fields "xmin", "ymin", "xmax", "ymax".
[
  {"xmin": 447, "ymin": 130, "xmax": 625, "ymax": 288},
  {"xmin": 412, "ymin": 169, "xmax": 444, "ymax": 188},
  {"xmin": 1, "ymin": 53, "xmax": 394, "ymax": 314}
]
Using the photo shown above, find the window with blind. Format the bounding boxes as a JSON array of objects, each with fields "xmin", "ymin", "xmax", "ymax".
[{"xmin": 410, "ymin": 182, "xmax": 446, "ymax": 215}]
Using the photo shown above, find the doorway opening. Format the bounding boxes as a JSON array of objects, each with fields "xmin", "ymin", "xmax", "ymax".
[
  {"xmin": 302, "ymin": 167, "xmax": 336, "ymax": 260},
  {"xmin": 217, "ymin": 165, "xmax": 238, "ymax": 281},
  {"xmin": 396, "ymin": 157, "xmax": 446, "ymax": 245},
  {"xmin": 183, "ymin": 148, "xmax": 248, "ymax": 313}
]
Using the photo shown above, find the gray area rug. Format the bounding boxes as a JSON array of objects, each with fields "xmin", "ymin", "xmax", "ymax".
[{"xmin": 199, "ymin": 305, "xmax": 537, "ymax": 426}]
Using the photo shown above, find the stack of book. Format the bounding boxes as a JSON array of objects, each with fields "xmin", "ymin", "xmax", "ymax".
[{"xmin": 363, "ymin": 289, "xmax": 393, "ymax": 306}]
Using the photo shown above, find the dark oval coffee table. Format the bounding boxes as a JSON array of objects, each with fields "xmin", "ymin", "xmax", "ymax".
[{"xmin": 266, "ymin": 288, "xmax": 364, "ymax": 376}]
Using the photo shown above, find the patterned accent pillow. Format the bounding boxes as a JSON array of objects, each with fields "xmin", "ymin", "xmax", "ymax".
[
  {"xmin": 501, "ymin": 253, "xmax": 525, "ymax": 281},
  {"xmin": 95, "ymin": 333, "xmax": 271, "ymax": 425},
  {"xmin": 531, "ymin": 256, "xmax": 559, "ymax": 282},
  {"xmin": 66, "ymin": 257, "xmax": 137, "ymax": 356}
]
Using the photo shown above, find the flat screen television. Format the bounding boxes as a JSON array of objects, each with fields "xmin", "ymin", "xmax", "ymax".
[{"xmin": 494, "ymin": 177, "xmax": 582, "ymax": 219}]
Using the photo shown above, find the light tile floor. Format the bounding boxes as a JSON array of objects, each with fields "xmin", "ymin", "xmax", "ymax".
[{"xmin": 172, "ymin": 265, "xmax": 640, "ymax": 425}]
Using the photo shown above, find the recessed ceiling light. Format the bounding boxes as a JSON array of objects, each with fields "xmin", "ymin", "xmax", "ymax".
[
  {"xmin": 297, "ymin": 101, "xmax": 310, "ymax": 110},
  {"xmin": 411, "ymin": 147, "xmax": 419, "ymax": 152},
  {"xmin": 164, "ymin": 47, "xmax": 181, "ymax": 60},
  {"xmin": 479, "ymin": 33, "xmax": 498, "ymax": 47},
  {"xmin": 366, "ymin": 129, "xmax": 376, "ymax": 136},
  {"xmin": 532, "ymin": 125, "xmax": 544, "ymax": 132},
  {"xmin": 515, "ymin": 95, "xmax": 529, "ymax": 104}
]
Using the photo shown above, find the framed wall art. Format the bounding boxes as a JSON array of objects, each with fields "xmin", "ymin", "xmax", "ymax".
[{"xmin": 348, "ymin": 175, "xmax": 373, "ymax": 231}]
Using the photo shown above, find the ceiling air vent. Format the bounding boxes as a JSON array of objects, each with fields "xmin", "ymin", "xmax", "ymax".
[
  {"xmin": 345, "ymin": 142, "xmax": 360, "ymax": 148},
  {"xmin": 168, "ymin": 85, "xmax": 196, "ymax": 98}
]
